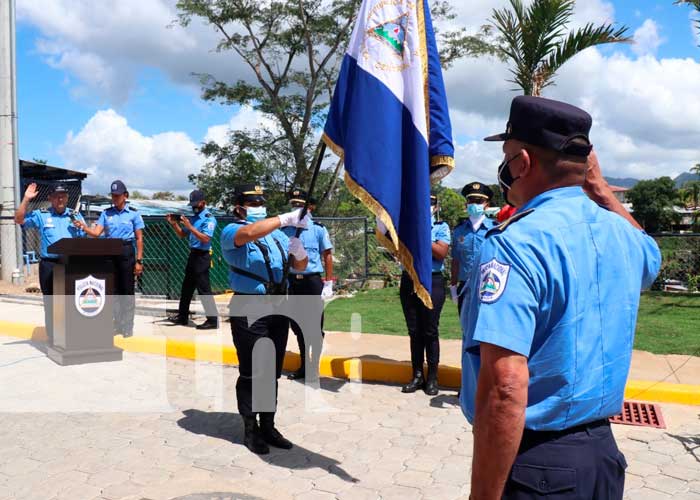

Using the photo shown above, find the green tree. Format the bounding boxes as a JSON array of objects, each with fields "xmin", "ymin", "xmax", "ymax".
[
  {"xmin": 692, "ymin": 163, "xmax": 700, "ymax": 177},
  {"xmin": 32, "ymin": 158, "xmax": 48, "ymax": 165},
  {"xmin": 176, "ymin": 0, "xmax": 492, "ymax": 208},
  {"xmin": 491, "ymin": 0, "xmax": 630, "ymax": 96},
  {"xmin": 488, "ymin": 184, "xmax": 506, "ymax": 208},
  {"xmin": 130, "ymin": 190, "xmax": 150, "ymax": 199},
  {"xmin": 626, "ymin": 177, "xmax": 678, "ymax": 233},
  {"xmin": 434, "ymin": 186, "xmax": 464, "ymax": 228},
  {"xmin": 152, "ymin": 191, "xmax": 177, "ymax": 201}
]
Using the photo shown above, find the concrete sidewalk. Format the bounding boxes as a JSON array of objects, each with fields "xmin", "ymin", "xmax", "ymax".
[{"xmin": 0, "ymin": 299, "xmax": 698, "ymax": 404}]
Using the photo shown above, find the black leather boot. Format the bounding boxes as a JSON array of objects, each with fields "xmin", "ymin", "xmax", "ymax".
[
  {"xmin": 287, "ymin": 366, "xmax": 305, "ymax": 380},
  {"xmin": 424, "ymin": 365, "xmax": 439, "ymax": 396},
  {"xmin": 401, "ymin": 370, "xmax": 425, "ymax": 393},
  {"xmin": 242, "ymin": 416, "xmax": 269, "ymax": 455},
  {"xmin": 259, "ymin": 414, "xmax": 293, "ymax": 449}
]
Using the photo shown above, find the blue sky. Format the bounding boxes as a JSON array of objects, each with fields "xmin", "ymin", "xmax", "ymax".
[{"xmin": 13, "ymin": 0, "xmax": 700, "ymax": 192}]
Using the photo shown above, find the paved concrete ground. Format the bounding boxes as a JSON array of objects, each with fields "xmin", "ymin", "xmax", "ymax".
[
  {"xmin": 1, "ymin": 299, "xmax": 698, "ymax": 386},
  {"xmin": 0, "ymin": 337, "xmax": 698, "ymax": 500}
]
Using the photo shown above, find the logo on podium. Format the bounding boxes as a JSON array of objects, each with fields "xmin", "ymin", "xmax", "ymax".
[{"xmin": 75, "ymin": 275, "xmax": 106, "ymax": 317}]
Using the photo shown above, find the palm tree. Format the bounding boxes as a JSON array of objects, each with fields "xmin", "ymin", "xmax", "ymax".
[
  {"xmin": 691, "ymin": 163, "xmax": 700, "ymax": 177},
  {"xmin": 680, "ymin": 181, "xmax": 700, "ymax": 209},
  {"xmin": 491, "ymin": 0, "xmax": 631, "ymax": 96},
  {"xmin": 675, "ymin": 1, "xmax": 700, "ymax": 43}
]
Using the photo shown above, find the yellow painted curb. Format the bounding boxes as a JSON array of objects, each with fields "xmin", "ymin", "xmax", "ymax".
[{"xmin": 1, "ymin": 320, "xmax": 698, "ymax": 405}]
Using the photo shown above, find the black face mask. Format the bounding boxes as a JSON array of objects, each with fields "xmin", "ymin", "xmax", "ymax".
[
  {"xmin": 193, "ymin": 205, "xmax": 204, "ymax": 215},
  {"xmin": 497, "ymin": 153, "xmax": 522, "ymax": 206}
]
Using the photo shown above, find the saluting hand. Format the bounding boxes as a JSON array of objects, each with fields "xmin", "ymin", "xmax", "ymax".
[
  {"xmin": 24, "ymin": 183, "xmax": 39, "ymax": 201},
  {"xmin": 583, "ymin": 150, "xmax": 613, "ymax": 205}
]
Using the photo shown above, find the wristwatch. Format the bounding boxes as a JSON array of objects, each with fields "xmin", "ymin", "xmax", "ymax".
[{"xmin": 136, "ymin": 259, "xmax": 143, "ymax": 265}]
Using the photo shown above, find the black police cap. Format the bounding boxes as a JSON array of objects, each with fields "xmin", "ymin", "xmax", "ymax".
[
  {"xmin": 234, "ymin": 183, "xmax": 266, "ymax": 204},
  {"xmin": 461, "ymin": 182, "xmax": 493, "ymax": 200},
  {"xmin": 484, "ymin": 96, "xmax": 593, "ymax": 157},
  {"xmin": 50, "ymin": 184, "xmax": 69, "ymax": 195},
  {"xmin": 189, "ymin": 189, "xmax": 206, "ymax": 206},
  {"xmin": 430, "ymin": 193, "xmax": 438, "ymax": 205},
  {"xmin": 289, "ymin": 188, "xmax": 308, "ymax": 203},
  {"xmin": 110, "ymin": 180, "xmax": 128, "ymax": 195}
]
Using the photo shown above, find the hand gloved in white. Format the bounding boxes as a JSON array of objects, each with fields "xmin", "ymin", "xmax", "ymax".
[
  {"xmin": 288, "ymin": 237, "xmax": 308, "ymax": 261},
  {"xmin": 321, "ymin": 279, "xmax": 334, "ymax": 299},
  {"xmin": 450, "ymin": 285, "xmax": 459, "ymax": 304},
  {"xmin": 278, "ymin": 208, "xmax": 311, "ymax": 228}
]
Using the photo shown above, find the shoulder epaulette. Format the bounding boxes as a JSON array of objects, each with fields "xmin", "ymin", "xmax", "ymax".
[
  {"xmin": 39, "ymin": 208, "xmax": 49, "ymax": 213},
  {"xmin": 486, "ymin": 208, "xmax": 535, "ymax": 237},
  {"xmin": 436, "ymin": 220, "xmax": 447, "ymax": 226},
  {"xmin": 313, "ymin": 221, "xmax": 325, "ymax": 228},
  {"xmin": 205, "ymin": 212, "xmax": 212, "ymax": 217},
  {"xmin": 129, "ymin": 206, "xmax": 138, "ymax": 211}
]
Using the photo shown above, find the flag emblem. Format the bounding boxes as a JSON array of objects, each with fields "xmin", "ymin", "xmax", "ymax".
[{"xmin": 371, "ymin": 15, "xmax": 408, "ymax": 56}]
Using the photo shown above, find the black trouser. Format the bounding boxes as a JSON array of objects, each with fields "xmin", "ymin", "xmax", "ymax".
[
  {"xmin": 113, "ymin": 242, "xmax": 136, "ymax": 336},
  {"xmin": 288, "ymin": 273, "xmax": 324, "ymax": 371},
  {"xmin": 399, "ymin": 271, "xmax": 446, "ymax": 371},
  {"xmin": 230, "ymin": 313, "xmax": 290, "ymax": 418},
  {"xmin": 177, "ymin": 249, "xmax": 217, "ymax": 324},
  {"xmin": 39, "ymin": 259, "xmax": 58, "ymax": 345},
  {"xmin": 503, "ymin": 420, "xmax": 626, "ymax": 499}
]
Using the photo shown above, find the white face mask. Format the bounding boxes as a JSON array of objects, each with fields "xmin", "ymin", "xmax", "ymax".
[
  {"xmin": 245, "ymin": 206, "xmax": 267, "ymax": 222},
  {"xmin": 467, "ymin": 203, "xmax": 485, "ymax": 218}
]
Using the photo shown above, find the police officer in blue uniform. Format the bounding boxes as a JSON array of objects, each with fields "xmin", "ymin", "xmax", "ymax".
[
  {"xmin": 166, "ymin": 189, "xmax": 218, "ymax": 329},
  {"xmin": 15, "ymin": 183, "xmax": 85, "ymax": 345},
  {"xmin": 449, "ymin": 182, "xmax": 494, "ymax": 315},
  {"xmin": 220, "ymin": 184, "xmax": 310, "ymax": 455},
  {"xmin": 400, "ymin": 194, "xmax": 450, "ymax": 396},
  {"xmin": 282, "ymin": 188, "xmax": 334, "ymax": 381},
  {"xmin": 78, "ymin": 180, "xmax": 145, "ymax": 337},
  {"xmin": 460, "ymin": 96, "xmax": 661, "ymax": 499}
]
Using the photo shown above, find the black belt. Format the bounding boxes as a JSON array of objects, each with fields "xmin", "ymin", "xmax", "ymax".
[
  {"xmin": 122, "ymin": 240, "xmax": 134, "ymax": 245},
  {"xmin": 522, "ymin": 419, "xmax": 609, "ymax": 442},
  {"xmin": 432, "ymin": 272, "xmax": 444, "ymax": 276},
  {"xmin": 190, "ymin": 248, "xmax": 210, "ymax": 254},
  {"xmin": 289, "ymin": 273, "xmax": 321, "ymax": 280},
  {"xmin": 40, "ymin": 257, "xmax": 59, "ymax": 263}
]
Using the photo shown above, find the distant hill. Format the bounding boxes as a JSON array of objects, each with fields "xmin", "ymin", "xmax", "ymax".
[
  {"xmin": 605, "ymin": 177, "xmax": 639, "ymax": 188},
  {"xmin": 674, "ymin": 172, "xmax": 700, "ymax": 188}
]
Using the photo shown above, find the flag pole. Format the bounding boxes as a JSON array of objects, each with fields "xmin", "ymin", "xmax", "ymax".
[{"xmin": 295, "ymin": 140, "xmax": 327, "ymax": 238}]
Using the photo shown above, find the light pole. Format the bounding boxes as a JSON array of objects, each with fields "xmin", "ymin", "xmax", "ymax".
[{"xmin": 0, "ymin": 0, "xmax": 22, "ymax": 284}]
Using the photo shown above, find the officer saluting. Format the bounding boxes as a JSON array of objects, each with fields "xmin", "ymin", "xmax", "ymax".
[
  {"xmin": 15, "ymin": 183, "xmax": 85, "ymax": 345},
  {"xmin": 449, "ymin": 182, "xmax": 494, "ymax": 314},
  {"xmin": 461, "ymin": 96, "xmax": 661, "ymax": 499},
  {"xmin": 400, "ymin": 193, "xmax": 450, "ymax": 396},
  {"xmin": 282, "ymin": 188, "xmax": 334, "ymax": 381},
  {"xmin": 220, "ymin": 184, "xmax": 310, "ymax": 455},
  {"xmin": 166, "ymin": 189, "xmax": 218, "ymax": 329},
  {"xmin": 78, "ymin": 180, "xmax": 144, "ymax": 337}
]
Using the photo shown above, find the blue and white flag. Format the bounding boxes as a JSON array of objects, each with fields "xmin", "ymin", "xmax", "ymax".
[{"xmin": 323, "ymin": 0, "xmax": 454, "ymax": 307}]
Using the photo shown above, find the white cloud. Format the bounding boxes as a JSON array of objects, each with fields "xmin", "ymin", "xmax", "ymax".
[
  {"xmin": 204, "ymin": 105, "xmax": 280, "ymax": 145},
  {"xmin": 61, "ymin": 110, "xmax": 202, "ymax": 194},
  {"xmin": 632, "ymin": 19, "xmax": 664, "ymax": 57}
]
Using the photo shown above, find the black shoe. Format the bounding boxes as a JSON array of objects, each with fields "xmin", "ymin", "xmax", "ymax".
[
  {"xmin": 424, "ymin": 365, "xmax": 439, "ymax": 396},
  {"xmin": 167, "ymin": 315, "xmax": 188, "ymax": 326},
  {"xmin": 402, "ymin": 371, "xmax": 425, "ymax": 393},
  {"xmin": 195, "ymin": 321, "xmax": 218, "ymax": 330},
  {"xmin": 260, "ymin": 417, "xmax": 293, "ymax": 450},
  {"xmin": 287, "ymin": 368, "xmax": 305, "ymax": 380},
  {"xmin": 242, "ymin": 416, "xmax": 269, "ymax": 455}
]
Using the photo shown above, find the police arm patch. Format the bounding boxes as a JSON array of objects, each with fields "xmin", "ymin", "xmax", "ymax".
[{"xmin": 479, "ymin": 259, "xmax": 511, "ymax": 304}]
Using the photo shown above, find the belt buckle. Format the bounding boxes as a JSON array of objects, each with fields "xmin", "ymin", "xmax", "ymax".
[{"xmin": 295, "ymin": 274, "xmax": 304, "ymax": 280}]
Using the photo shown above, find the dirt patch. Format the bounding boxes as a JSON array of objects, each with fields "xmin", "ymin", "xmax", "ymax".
[{"xmin": 0, "ymin": 279, "xmax": 40, "ymax": 295}]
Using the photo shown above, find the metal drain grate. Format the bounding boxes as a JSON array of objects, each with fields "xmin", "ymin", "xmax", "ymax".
[{"xmin": 609, "ymin": 401, "xmax": 666, "ymax": 429}]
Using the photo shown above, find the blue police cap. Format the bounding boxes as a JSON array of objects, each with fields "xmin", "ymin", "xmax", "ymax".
[
  {"xmin": 485, "ymin": 96, "xmax": 593, "ymax": 157},
  {"xmin": 461, "ymin": 182, "xmax": 493, "ymax": 200},
  {"xmin": 50, "ymin": 184, "xmax": 69, "ymax": 195},
  {"xmin": 110, "ymin": 180, "xmax": 128, "ymax": 195},
  {"xmin": 189, "ymin": 189, "xmax": 206, "ymax": 206}
]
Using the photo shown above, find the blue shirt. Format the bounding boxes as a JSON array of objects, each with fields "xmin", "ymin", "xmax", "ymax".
[
  {"xmin": 183, "ymin": 210, "xmax": 217, "ymax": 250},
  {"xmin": 451, "ymin": 217, "xmax": 494, "ymax": 282},
  {"xmin": 431, "ymin": 220, "xmax": 451, "ymax": 272},
  {"xmin": 221, "ymin": 221, "xmax": 290, "ymax": 294},
  {"xmin": 281, "ymin": 222, "xmax": 333, "ymax": 274},
  {"xmin": 22, "ymin": 208, "xmax": 86, "ymax": 259},
  {"xmin": 460, "ymin": 187, "xmax": 661, "ymax": 431},
  {"xmin": 97, "ymin": 204, "xmax": 145, "ymax": 241}
]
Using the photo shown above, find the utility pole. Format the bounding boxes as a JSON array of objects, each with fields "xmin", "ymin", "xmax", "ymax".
[{"xmin": 0, "ymin": 0, "xmax": 22, "ymax": 284}]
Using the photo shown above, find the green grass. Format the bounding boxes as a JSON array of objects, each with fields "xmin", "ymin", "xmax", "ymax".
[{"xmin": 325, "ymin": 289, "xmax": 700, "ymax": 355}]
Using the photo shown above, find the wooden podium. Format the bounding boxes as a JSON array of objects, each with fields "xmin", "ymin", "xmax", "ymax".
[{"xmin": 46, "ymin": 238, "xmax": 124, "ymax": 365}]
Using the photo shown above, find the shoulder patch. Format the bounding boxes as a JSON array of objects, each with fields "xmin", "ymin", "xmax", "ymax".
[
  {"xmin": 479, "ymin": 259, "xmax": 511, "ymax": 304},
  {"xmin": 486, "ymin": 208, "xmax": 535, "ymax": 237}
]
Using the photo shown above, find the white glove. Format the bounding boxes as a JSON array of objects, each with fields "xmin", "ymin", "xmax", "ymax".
[
  {"xmin": 288, "ymin": 237, "xmax": 308, "ymax": 260},
  {"xmin": 321, "ymin": 280, "xmax": 334, "ymax": 299},
  {"xmin": 376, "ymin": 217, "xmax": 388, "ymax": 235},
  {"xmin": 450, "ymin": 285, "xmax": 459, "ymax": 304},
  {"xmin": 278, "ymin": 208, "xmax": 311, "ymax": 228}
]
